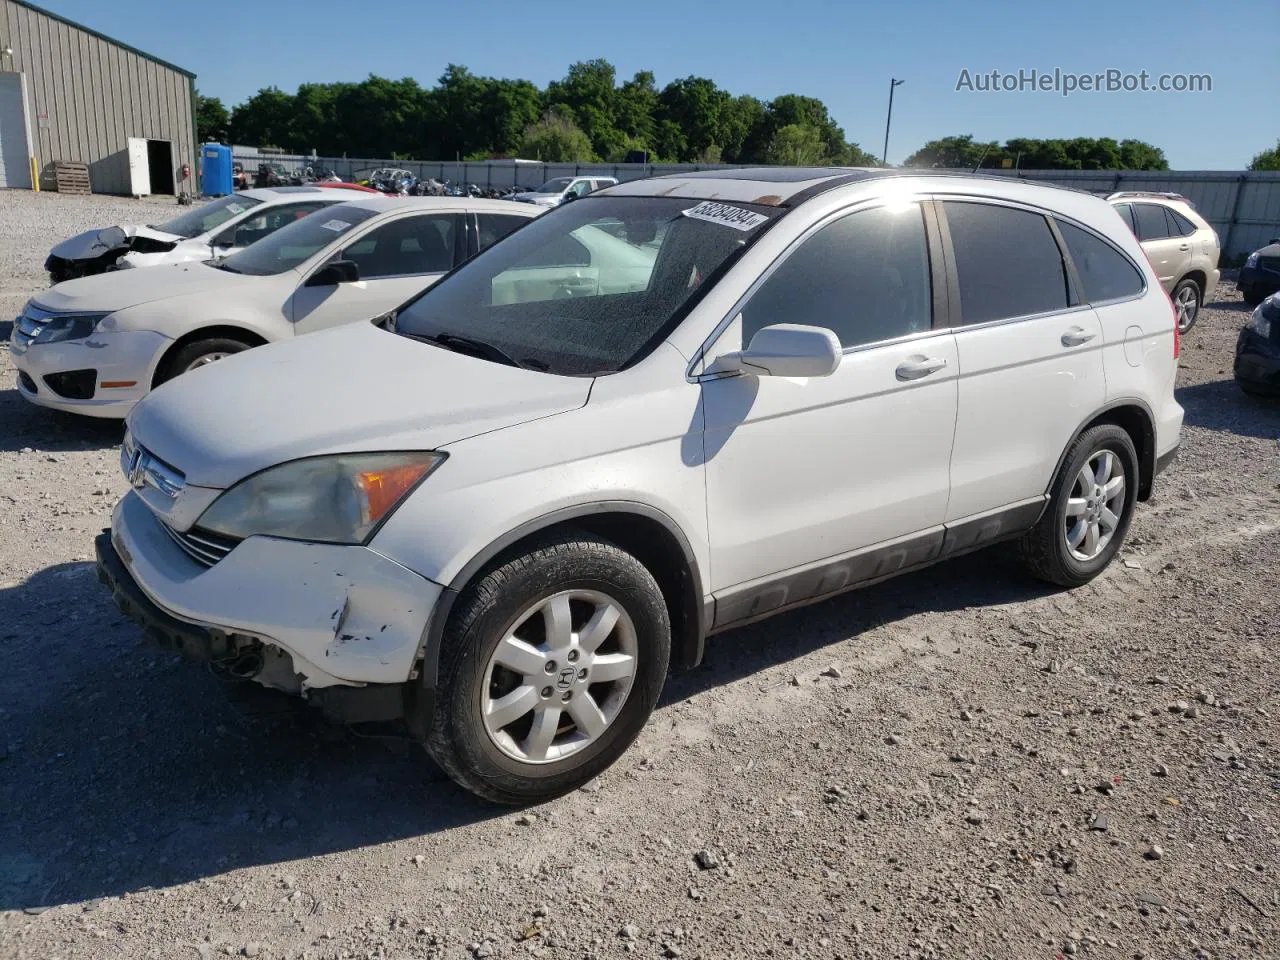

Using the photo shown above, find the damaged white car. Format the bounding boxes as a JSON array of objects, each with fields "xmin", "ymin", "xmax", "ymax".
[{"xmin": 43, "ymin": 187, "xmax": 347, "ymax": 283}]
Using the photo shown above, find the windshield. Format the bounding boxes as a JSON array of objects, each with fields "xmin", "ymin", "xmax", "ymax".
[
  {"xmin": 218, "ymin": 204, "xmax": 377, "ymax": 276},
  {"xmin": 394, "ymin": 196, "xmax": 780, "ymax": 376},
  {"xmin": 535, "ymin": 178, "xmax": 574, "ymax": 194},
  {"xmin": 155, "ymin": 194, "xmax": 263, "ymax": 239}
]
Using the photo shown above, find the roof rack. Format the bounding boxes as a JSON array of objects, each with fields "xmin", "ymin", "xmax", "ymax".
[{"xmin": 1105, "ymin": 190, "xmax": 1190, "ymax": 203}]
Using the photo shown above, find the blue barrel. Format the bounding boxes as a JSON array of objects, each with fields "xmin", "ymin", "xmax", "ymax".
[{"xmin": 201, "ymin": 143, "xmax": 234, "ymax": 197}]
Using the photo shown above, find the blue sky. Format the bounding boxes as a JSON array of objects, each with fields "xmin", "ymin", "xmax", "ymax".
[{"xmin": 36, "ymin": 0, "xmax": 1274, "ymax": 168}]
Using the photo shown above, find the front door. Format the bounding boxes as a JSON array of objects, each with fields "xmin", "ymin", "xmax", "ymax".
[
  {"xmin": 701, "ymin": 201, "xmax": 958, "ymax": 607},
  {"xmin": 291, "ymin": 212, "xmax": 462, "ymax": 334}
]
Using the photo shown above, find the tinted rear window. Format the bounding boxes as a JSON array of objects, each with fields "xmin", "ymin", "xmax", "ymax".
[
  {"xmin": 1133, "ymin": 204, "xmax": 1171, "ymax": 241},
  {"xmin": 1057, "ymin": 220, "xmax": 1144, "ymax": 304},
  {"xmin": 944, "ymin": 201, "xmax": 1070, "ymax": 325}
]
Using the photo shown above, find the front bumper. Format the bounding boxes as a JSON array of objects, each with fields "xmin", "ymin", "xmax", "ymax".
[
  {"xmin": 9, "ymin": 328, "xmax": 171, "ymax": 418},
  {"xmin": 102, "ymin": 491, "xmax": 441, "ymax": 689},
  {"xmin": 1238, "ymin": 265, "xmax": 1280, "ymax": 300},
  {"xmin": 1234, "ymin": 327, "xmax": 1280, "ymax": 395}
]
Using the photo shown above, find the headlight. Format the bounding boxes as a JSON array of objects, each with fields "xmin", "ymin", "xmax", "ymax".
[
  {"xmin": 20, "ymin": 312, "xmax": 108, "ymax": 345},
  {"xmin": 1246, "ymin": 252, "xmax": 1259, "ymax": 267},
  {"xmin": 198, "ymin": 452, "xmax": 446, "ymax": 545},
  {"xmin": 1247, "ymin": 304, "xmax": 1272, "ymax": 338}
]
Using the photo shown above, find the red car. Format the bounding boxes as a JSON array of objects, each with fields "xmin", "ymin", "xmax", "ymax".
[{"xmin": 313, "ymin": 182, "xmax": 381, "ymax": 194}]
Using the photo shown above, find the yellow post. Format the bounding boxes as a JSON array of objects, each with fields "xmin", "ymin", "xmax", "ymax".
[{"xmin": 30, "ymin": 156, "xmax": 39, "ymax": 192}]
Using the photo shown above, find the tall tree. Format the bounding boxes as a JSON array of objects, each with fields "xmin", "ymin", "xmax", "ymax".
[
  {"xmin": 519, "ymin": 108, "xmax": 595, "ymax": 162},
  {"xmin": 195, "ymin": 94, "xmax": 229, "ymax": 143},
  {"xmin": 1248, "ymin": 140, "xmax": 1280, "ymax": 171},
  {"xmin": 228, "ymin": 87, "xmax": 295, "ymax": 149},
  {"xmin": 766, "ymin": 124, "xmax": 827, "ymax": 166},
  {"xmin": 657, "ymin": 77, "xmax": 731, "ymax": 162}
]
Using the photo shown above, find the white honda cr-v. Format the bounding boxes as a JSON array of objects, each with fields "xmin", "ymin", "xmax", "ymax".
[{"xmin": 96, "ymin": 168, "xmax": 1183, "ymax": 805}]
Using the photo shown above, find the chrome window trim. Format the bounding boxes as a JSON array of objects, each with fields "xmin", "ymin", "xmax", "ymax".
[{"xmin": 685, "ymin": 194, "xmax": 933, "ymax": 382}]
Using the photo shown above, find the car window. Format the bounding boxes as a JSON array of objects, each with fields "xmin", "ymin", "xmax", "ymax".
[
  {"xmin": 741, "ymin": 203, "xmax": 932, "ymax": 349},
  {"xmin": 226, "ymin": 202, "xmax": 331, "ymax": 247},
  {"xmin": 342, "ymin": 214, "xmax": 457, "ymax": 279},
  {"xmin": 216, "ymin": 204, "xmax": 378, "ymax": 276},
  {"xmin": 1169, "ymin": 209, "xmax": 1198, "ymax": 237},
  {"xmin": 395, "ymin": 195, "xmax": 779, "ymax": 376},
  {"xmin": 477, "ymin": 213, "xmax": 529, "ymax": 251},
  {"xmin": 156, "ymin": 194, "xmax": 264, "ymax": 239},
  {"xmin": 1057, "ymin": 220, "xmax": 1144, "ymax": 304},
  {"xmin": 1112, "ymin": 203, "xmax": 1136, "ymax": 234},
  {"xmin": 943, "ymin": 201, "xmax": 1070, "ymax": 325},
  {"xmin": 570, "ymin": 180, "xmax": 593, "ymax": 198},
  {"xmin": 1133, "ymin": 203, "xmax": 1171, "ymax": 241}
]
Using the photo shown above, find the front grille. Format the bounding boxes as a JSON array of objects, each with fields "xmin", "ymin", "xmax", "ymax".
[
  {"xmin": 161, "ymin": 522, "xmax": 240, "ymax": 567},
  {"xmin": 43, "ymin": 368, "xmax": 97, "ymax": 400},
  {"xmin": 17, "ymin": 371, "xmax": 36, "ymax": 394}
]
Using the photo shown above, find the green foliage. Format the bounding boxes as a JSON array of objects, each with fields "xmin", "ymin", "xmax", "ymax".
[
  {"xmin": 1249, "ymin": 140, "xmax": 1280, "ymax": 171},
  {"xmin": 195, "ymin": 94, "xmax": 229, "ymax": 143},
  {"xmin": 220, "ymin": 60, "xmax": 875, "ymax": 166},
  {"xmin": 518, "ymin": 109, "xmax": 596, "ymax": 163},
  {"xmin": 766, "ymin": 124, "xmax": 827, "ymax": 166},
  {"xmin": 902, "ymin": 134, "xmax": 1168, "ymax": 171}
]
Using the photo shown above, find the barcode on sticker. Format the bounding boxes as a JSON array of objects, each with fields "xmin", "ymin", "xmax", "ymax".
[
  {"xmin": 320, "ymin": 219, "xmax": 353, "ymax": 233},
  {"xmin": 682, "ymin": 201, "xmax": 768, "ymax": 231}
]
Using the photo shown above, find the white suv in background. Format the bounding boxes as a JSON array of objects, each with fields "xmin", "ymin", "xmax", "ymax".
[
  {"xmin": 508, "ymin": 176, "xmax": 619, "ymax": 207},
  {"xmin": 97, "ymin": 168, "xmax": 1182, "ymax": 805}
]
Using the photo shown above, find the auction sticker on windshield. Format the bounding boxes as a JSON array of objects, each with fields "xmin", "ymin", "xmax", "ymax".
[
  {"xmin": 320, "ymin": 219, "xmax": 354, "ymax": 233},
  {"xmin": 682, "ymin": 201, "xmax": 769, "ymax": 231},
  {"xmin": 226, "ymin": 203, "xmax": 244, "ymax": 214}
]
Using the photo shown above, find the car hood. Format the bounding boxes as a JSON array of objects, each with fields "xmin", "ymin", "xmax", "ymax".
[
  {"xmin": 33, "ymin": 261, "xmax": 255, "ymax": 314},
  {"xmin": 50, "ymin": 224, "xmax": 184, "ymax": 261},
  {"xmin": 127, "ymin": 322, "xmax": 593, "ymax": 489},
  {"xmin": 511, "ymin": 192, "xmax": 558, "ymax": 205}
]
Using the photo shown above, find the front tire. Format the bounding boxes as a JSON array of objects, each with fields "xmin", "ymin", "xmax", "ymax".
[
  {"xmin": 1172, "ymin": 278, "xmax": 1201, "ymax": 334},
  {"xmin": 424, "ymin": 532, "xmax": 671, "ymax": 805},
  {"xmin": 156, "ymin": 337, "xmax": 253, "ymax": 386},
  {"xmin": 1018, "ymin": 424, "xmax": 1139, "ymax": 588}
]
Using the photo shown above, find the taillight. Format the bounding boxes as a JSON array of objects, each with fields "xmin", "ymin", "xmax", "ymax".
[{"xmin": 1169, "ymin": 293, "xmax": 1181, "ymax": 359}]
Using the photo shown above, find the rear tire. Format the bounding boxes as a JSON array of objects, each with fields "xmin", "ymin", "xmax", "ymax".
[
  {"xmin": 1018, "ymin": 424, "xmax": 1139, "ymax": 588},
  {"xmin": 156, "ymin": 336, "xmax": 253, "ymax": 386},
  {"xmin": 1240, "ymin": 285, "xmax": 1263, "ymax": 307},
  {"xmin": 424, "ymin": 532, "xmax": 670, "ymax": 805},
  {"xmin": 1172, "ymin": 278, "xmax": 1201, "ymax": 334}
]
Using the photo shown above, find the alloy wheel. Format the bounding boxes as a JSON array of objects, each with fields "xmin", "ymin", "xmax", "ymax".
[
  {"xmin": 480, "ymin": 589, "xmax": 638, "ymax": 764},
  {"xmin": 185, "ymin": 351, "xmax": 233, "ymax": 372},
  {"xmin": 1064, "ymin": 450, "xmax": 1126, "ymax": 561},
  {"xmin": 1174, "ymin": 285, "xmax": 1199, "ymax": 333}
]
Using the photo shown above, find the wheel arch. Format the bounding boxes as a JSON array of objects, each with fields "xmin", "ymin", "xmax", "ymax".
[
  {"xmin": 414, "ymin": 502, "xmax": 707, "ymax": 700},
  {"xmin": 151, "ymin": 325, "xmax": 270, "ymax": 388},
  {"xmin": 1179, "ymin": 269, "xmax": 1208, "ymax": 298},
  {"xmin": 1050, "ymin": 400, "xmax": 1157, "ymax": 502}
]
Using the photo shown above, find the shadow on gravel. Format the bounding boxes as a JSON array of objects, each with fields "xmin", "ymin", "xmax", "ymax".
[
  {"xmin": 0, "ymin": 562, "xmax": 500, "ymax": 913},
  {"xmin": 0, "ymin": 388, "xmax": 124, "ymax": 452},
  {"xmin": 1203, "ymin": 298, "xmax": 1251, "ymax": 313},
  {"xmin": 1177, "ymin": 379, "xmax": 1279, "ymax": 440},
  {"xmin": 666, "ymin": 546, "xmax": 1059, "ymax": 706}
]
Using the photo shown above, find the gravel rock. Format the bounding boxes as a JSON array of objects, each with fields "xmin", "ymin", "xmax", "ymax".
[
  {"xmin": 693, "ymin": 849, "xmax": 720, "ymax": 870},
  {"xmin": 820, "ymin": 664, "xmax": 843, "ymax": 679},
  {"xmin": 1144, "ymin": 845, "xmax": 1164, "ymax": 861}
]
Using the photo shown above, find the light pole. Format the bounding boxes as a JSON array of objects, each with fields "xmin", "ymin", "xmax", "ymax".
[{"xmin": 882, "ymin": 78, "xmax": 904, "ymax": 166}]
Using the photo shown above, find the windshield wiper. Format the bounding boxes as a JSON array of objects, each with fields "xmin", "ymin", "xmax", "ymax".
[
  {"xmin": 213, "ymin": 261, "xmax": 243, "ymax": 274},
  {"xmin": 406, "ymin": 331, "xmax": 529, "ymax": 369}
]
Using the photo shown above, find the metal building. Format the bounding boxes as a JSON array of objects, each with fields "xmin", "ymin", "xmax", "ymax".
[{"xmin": 0, "ymin": 0, "xmax": 196, "ymax": 195}]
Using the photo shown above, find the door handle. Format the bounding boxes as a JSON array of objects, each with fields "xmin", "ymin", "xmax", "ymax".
[
  {"xmin": 895, "ymin": 356, "xmax": 948, "ymax": 381},
  {"xmin": 1061, "ymin": 326, "xmax": 1097, "ymax": 347},
  {"xmin": 1178, "ymin": 243, "xmax": 1190, "ymax": 251}
]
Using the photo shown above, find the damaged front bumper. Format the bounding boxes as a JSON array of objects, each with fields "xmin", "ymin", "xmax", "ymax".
[{"xmin": 96, "ymin": 492, "xmax": 444, "ymax": 723}]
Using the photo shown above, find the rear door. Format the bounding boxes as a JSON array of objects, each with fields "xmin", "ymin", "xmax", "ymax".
[
  {"xmin": 941, "ymin": 198, "xmax": 1106, "ymax": 523},
  {"xmin": 291, "ymin": 212, "xmax": 462, "ymax": 333},
  {"xmin": 1132, "ymin": 202, "xmax": 1186, "ymax": 292}
]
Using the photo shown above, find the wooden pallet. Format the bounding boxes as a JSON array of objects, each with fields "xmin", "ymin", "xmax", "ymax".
[{"xmin": 53, "ymin": 161, "xmax": 91, "ymax": 195}]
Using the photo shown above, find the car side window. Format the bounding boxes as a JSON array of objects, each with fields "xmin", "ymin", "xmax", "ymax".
[
  {"xmin": 1169, "ymin": 209, "xmax": 1198, "ymax": 237},
  {"xmin": 1056, "ymin": 220, "xmax": 1144, "ymax": 304},
  {"xmin": 1112, "ymin": 203, "xmax": 1135, "ymax": 234},
  {"xmin": 943, "ymin": 201, "xmax": 1070, "ymax": 325},
  {"xmin": 341, "ymin": 214, "xmax": 456, "ymax": 279},
  {"xmin": 741, "ymin": 203, "xmax": 933, "ymax": 349},
  {"xmin": 477, "ymin": 214, "xmax": 528, "ymax": 251},
  {"xmin": 570, "ymin": 180, "xmax": 593, "ymax": 198},
  {"xmin": 1133, "ymin": 203, "xmax": 1171, "ymax": 241}
]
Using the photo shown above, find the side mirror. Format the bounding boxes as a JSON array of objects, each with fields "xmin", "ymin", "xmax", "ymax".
[
  {"xmin": 306, "ymin": 259, "xmax": 360, "ymax": 287},
  {"xmin": 713, "ymin": 323, "xmax": 842, "ymax": 378},
  {"xmin": 1270, "ymin": 238, "xmax": 1280, "ymax": 246}
]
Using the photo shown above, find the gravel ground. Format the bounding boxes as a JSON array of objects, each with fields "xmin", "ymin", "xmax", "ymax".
[{"xmin": 0, "ymin": 191, "xmax": 1277, "ymax": 960}]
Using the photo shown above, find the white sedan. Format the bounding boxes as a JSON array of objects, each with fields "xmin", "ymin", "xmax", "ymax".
[
  {"xmin": 13, "ymin": 197, "xmax": 541, "ymax": 418},
  {"xmin": 44, "ymin": 187, "xmax": 350, "ymax": 283}
]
